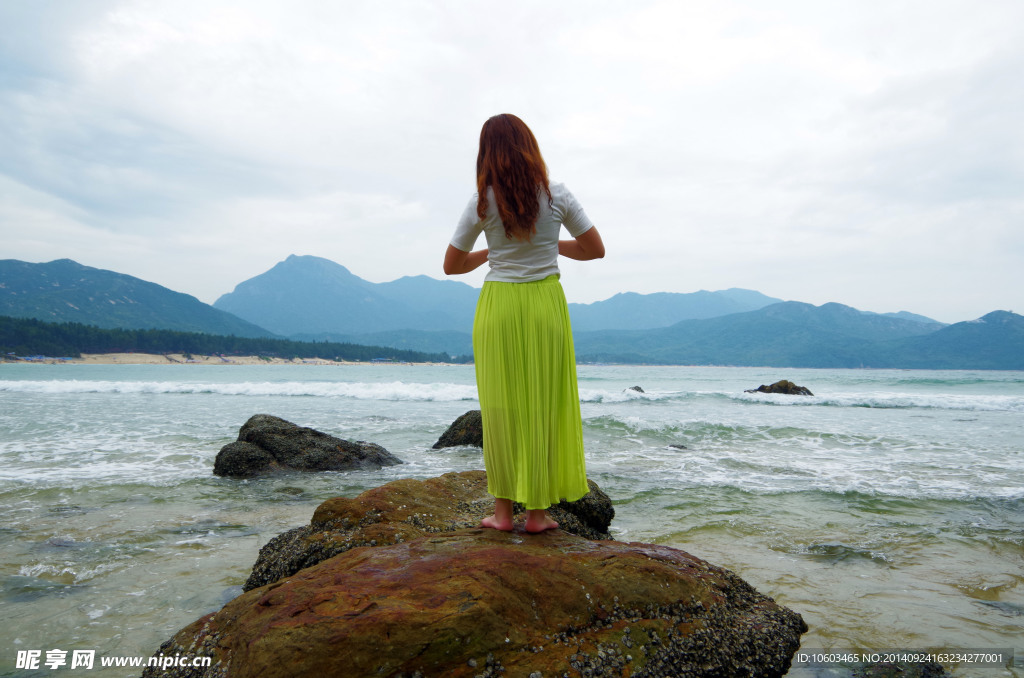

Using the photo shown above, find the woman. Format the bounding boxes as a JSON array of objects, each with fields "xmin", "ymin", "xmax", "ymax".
[{"xmin": 443, "ymin": 113, "xmax": 605, "ymax": 533}]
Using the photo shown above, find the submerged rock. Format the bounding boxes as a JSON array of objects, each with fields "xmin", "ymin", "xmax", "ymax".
[
  {"xmin": 744, "ymin": 380, "xmax": 814, "ymax": 396},
  {"xmin": 145, "ymin": 528, "xmax": 806, "ymax": 678},
  {"xmin": 432, "ymin": 409, "xmax": 484, "ymax": 448},
  {"xmin": 242, "ymin": 470, "xmax": 614, "ymax": 591},
  {"xmin": 213, "ymin": 414, "xmax": 402, "ymax": 477}
]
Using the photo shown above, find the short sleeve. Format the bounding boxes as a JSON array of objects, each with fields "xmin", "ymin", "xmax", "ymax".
[
  {"xmin": 559, "ymin": 186, "xmax": 595, "ymax": 238},
  {"xmin": 450, "ymin": 195, "xmax": 483, "ymax": 252}
]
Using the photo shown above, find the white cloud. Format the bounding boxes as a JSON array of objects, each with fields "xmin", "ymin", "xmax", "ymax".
[{"xmin": 1, "ymin": 0, "xmax": 1022, "ymax": 323}]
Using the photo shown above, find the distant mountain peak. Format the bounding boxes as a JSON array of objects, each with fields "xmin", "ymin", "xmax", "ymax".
[
  {"xmin": 978, "ymin": 310, "xmax": 1022, "ymax": 323},
  {"xmin": 275, "ymin": 254, "xmax": 357, "ymax": 276},
  {"xmin": 214, "ymin": 254, "xmax": 478, "ymax": 336},
  {"xmin": 283, "ymin": 253, "xmax": 343, "ymax": 265}
]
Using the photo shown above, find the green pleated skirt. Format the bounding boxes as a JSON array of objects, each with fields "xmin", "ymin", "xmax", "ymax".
[{"xmin": 473, "ymin": 274, "xmax": 589, "ymax": 509}]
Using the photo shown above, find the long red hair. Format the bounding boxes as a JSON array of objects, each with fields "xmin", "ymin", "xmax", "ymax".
[{"xmin": 476, "ymin": 114, "xmax": 552, "ymax": 241}]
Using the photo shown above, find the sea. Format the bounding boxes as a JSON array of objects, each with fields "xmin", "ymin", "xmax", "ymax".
[{"xmin": 0, "ymin": 363, "xmax": 1021, "ymax": 677}]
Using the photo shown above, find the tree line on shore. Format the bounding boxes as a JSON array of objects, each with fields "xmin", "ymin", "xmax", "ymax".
[{"xmin": 0, "ymin": 315, "xmax": 469, "ymax": 363}]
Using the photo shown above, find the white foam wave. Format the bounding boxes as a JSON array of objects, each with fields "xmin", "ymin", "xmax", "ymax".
[
  {"xmin": 578, "ymin": 388, "xmax": 680, "ymax": 404},
  {"xmin": 591, "ymin": 441, "xmax": 1024, "ymax": 501},
  {"xmin": 730, "ymin": 391, "xmax": 1024, "ymax": 413},
  {"xmin": 18, "ymin": 560, "xmax": 122, "ymax": 584},
  {"xmin": 0, "ymin": 379, "xmax": 478, "ymax": 402},
  {"xmin": 8, "ymin": 378, "xmax": 1016, "ymax": 411},
  {"xmin": 578, "ymin": 386, "xmax": 1024, "ymax": 412}
]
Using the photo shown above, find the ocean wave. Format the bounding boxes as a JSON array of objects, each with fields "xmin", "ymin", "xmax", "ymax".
[
  {"xmin": 2, "ymin": 379, "xmax": 695, "ymax": 405},
  {"xmin": 580, "ymin": 387, "xmax": 1024, "ymax": 412},
  {"xmin": 578, "ymin": 387, "xmax": 688, "ymax": 404},
  {"xmin": 729, "ymin": 391, "xmax": 1024, "ymax": 412},
  {"xmin": 597, "ymin": 456, "xmax": 1024, "ymax": 503},
  {"xmin": 0, "ymin": 379, "xmax": 479, "ymax": 402},
  {"xmin": 18, "ymin": 560, "xmax": 123, "ymax": 585},
  {"xmin": 585, "ymin": 426, "xmax": 1024, "ymax": 502},
  {"xmin": 9, "ymin": 377, "xmax": 1017, "ymax": 412}
]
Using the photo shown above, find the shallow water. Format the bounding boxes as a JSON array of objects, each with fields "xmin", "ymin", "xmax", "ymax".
[{"xmin": 1, "ymin": 364, "xmax": 1021, "ymax": 676}]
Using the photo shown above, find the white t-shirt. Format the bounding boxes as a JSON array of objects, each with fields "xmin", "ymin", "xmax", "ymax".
[{"xmin": 450, "ymin": 182, "xmax": 595, "ymax": 283}]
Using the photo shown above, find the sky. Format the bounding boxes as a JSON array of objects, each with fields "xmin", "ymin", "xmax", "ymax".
[{"xmin": 1, "ymin": 1, "xmax": 1022, "ymax": 324}]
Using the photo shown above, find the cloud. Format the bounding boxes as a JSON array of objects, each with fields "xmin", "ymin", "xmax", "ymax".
[{"xmin": 1, "ymin": 0, "xmax": 1022, "ymax": 323}]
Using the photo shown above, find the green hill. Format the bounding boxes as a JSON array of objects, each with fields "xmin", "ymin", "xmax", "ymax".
[
  {"xmin": 870, "ymin": 311, "xmax": 1024, "ymax": 369},
  {"xmin": 574, "ymin": 302, "xmax": 1021, "ymax": 369},
  {"xmin": 0, "ymin": 259, "xmax": 273, "ymax": 338},
  {"xmin": 291, "ymin": 329, "xmax": 474, "ymax": 358},
  {"xmin": 0, "ymin": 315, "xmax": 455, "ymax": 363}
]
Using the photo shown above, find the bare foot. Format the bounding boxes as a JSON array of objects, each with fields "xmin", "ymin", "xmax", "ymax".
[
  {"xmin": 480, "ymin": 514, "xmax": 514, "ymax": 531},
  {"xmin": 524, "ymin": 511, "xmax": 559, "ymax": 534}
]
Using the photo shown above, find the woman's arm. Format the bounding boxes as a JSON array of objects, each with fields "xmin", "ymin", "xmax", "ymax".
[
  {"xmin": 558, "ymin": 226, "xmax": 605, "ymax": 261},
  {"xmin": 443, "ymin": 244, "xmax": 489, "ymax": 275}
]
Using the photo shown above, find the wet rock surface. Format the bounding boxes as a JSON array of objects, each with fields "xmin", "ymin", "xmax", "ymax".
[
  {"xmin": 852, "ymin": 660, "xmax": 953, "ymax": 677},
  {"xmin": 243, "ymin": 470, "xmax": 614, "ymax": 591},
  {"xmin": 144, "ymin": 527, "xmax": 806, "ymax": 678},
  {"xmin": 432, "ymin": 409, "xmax": 484, "ymax": 448},
  {"xmin": 744, "ymin": 379, "xmax": 814, "ymax": 396},
  {"xmin": 213, "ymin": 414, "xmax": 403, "ymax": 477}
]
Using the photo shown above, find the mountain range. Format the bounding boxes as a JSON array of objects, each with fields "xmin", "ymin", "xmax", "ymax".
[
  {"xmin": 3, "ymin": 256, "xmax": 1021, "ymax": 369},
  {"xmin": 574, "ymin": 303, "xmax": 1022, "ymax": 369},
  {"xmin": 0, "ymin": 259, "xmax": 271, "ymax": 338},
  {"xmin": 213, "ymin": 255, "xmax": 479, "ymax": 335},
  {"xmin": 212, "ymin": 254, "xmax": 793, "ymax": 336}
]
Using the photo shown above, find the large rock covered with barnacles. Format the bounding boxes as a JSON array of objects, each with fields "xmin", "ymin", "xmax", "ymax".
[
  {"xmin": 243, "ymin": 470, "xmax": 614, "ymax": 591},
  {"xmin": 143, "ymin": 472, "xmax": 806, "ymax": 678}
]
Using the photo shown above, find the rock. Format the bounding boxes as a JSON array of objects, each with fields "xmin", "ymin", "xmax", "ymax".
[
  {"xmin": 853, "ymin": 660, "xmax": 952, "ymax": 677},
  {"xmin": 549, "ymin": 480, "xmax": 615, "ymax": 542},
  {"xmin": 213, "ymin": 414, "xmax": 402, "ymax": 478},
  {"xmin": 432, "ymin": 409, "xmax": 483, "ymax": 448},
  {"xmin": 144, "ymin": 528, "xmax": 806, "ymax": 678},
  {"xmin": 212, "ymin": 441, "xmax": 278, "ymax": 477},
  {"xmin": 627, "ymin": 385, "xmax": 645, "ymax": 393},
  {"xmin": 669, "ymin": 444, "xmax": 688, "ymax": 450},
  {"xmin": 744, "ymin": 380, "xmax": 814, "ymax": 396},
  {"xmin": 242, "ymin": 470, "xmax": 614, "ymax": 591}
]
